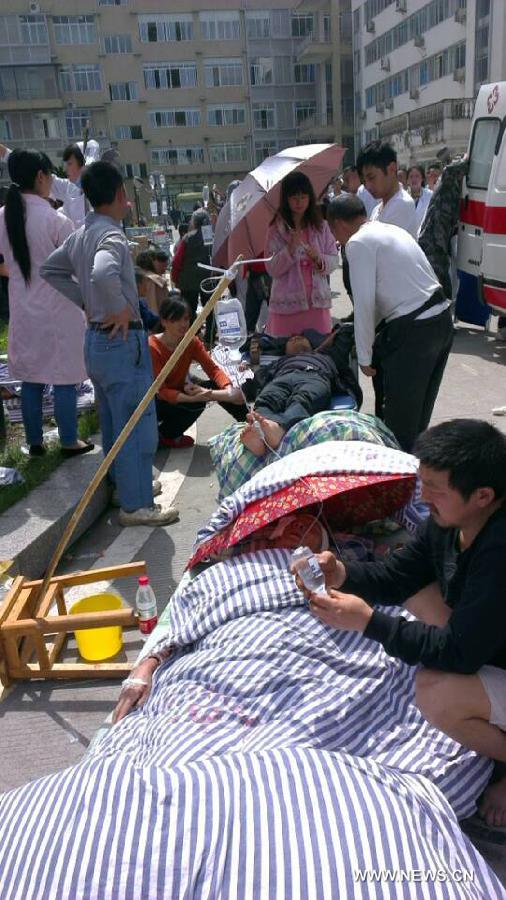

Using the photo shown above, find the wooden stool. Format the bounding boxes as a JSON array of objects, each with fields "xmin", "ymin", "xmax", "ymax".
[{"xmin": 0, "ymin": 562, "xmax": 146, "ymax": 687}]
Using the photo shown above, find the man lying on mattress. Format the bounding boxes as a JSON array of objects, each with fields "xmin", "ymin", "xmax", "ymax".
[{"xmin": 294, "ymin": 418, "xmax": 506, "ymax": 828}]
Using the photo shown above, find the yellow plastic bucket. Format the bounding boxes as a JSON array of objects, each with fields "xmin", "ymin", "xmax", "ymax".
[{"xmin": 70, "ymin": 593, "xmax": 123, "ymax": 662}]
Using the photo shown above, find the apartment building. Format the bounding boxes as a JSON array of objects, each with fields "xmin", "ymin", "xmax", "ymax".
[
  {"xmin": 352, "ymin": 0, "xmax": 506, "ymax": 165},
  {"xmin": 0, "ymin": 0, "xmax": 354, "ymax": 208}
]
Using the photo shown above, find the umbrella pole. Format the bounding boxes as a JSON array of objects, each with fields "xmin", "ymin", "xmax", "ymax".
[{"xmin": 38, "ymin": 259, "xmax": 242, "ymax": 599}]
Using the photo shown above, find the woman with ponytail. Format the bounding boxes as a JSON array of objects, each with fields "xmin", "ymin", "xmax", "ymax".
[{"xmin": 0, "ymin": 149, "xmax": 91, "ymax": 456}]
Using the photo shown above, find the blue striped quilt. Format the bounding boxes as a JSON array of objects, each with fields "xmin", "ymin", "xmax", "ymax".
[{"xmin": 0, "ymin": 550, "xmax": 503, "ymax": 899}]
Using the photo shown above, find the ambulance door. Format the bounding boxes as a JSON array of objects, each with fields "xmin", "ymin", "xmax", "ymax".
[
  {"xmin": 480, "ymin": 115, "xmax": 506, "ymax": 314},
  {"xmin": 457, "ymin": 115, "xmax": 502, "ymax": 280}
]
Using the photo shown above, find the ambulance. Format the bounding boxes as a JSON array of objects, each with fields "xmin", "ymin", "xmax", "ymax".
[{"xmin": 457, "ymin": 81, "xmax": 506, "ymax": 317}]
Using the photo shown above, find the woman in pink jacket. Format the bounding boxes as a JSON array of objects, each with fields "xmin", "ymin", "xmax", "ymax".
[
  {"xmin": 265, "ymin": 172, "xmax": 339, "ymax": 337},
  {"xmin": 0, "ymin": 149, "xmax": 91, "ymax": 457}
]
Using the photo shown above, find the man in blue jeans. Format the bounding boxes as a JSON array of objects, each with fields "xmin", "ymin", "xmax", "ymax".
[{"xmin": 41, "ymin": 161, "xmax": 178, "ymax": 527}]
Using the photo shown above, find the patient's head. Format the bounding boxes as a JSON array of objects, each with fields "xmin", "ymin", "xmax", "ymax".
[
  {"xmin": 285, "ymin": 335, "xmax": 312, "ymax": 356},
  {"xmin": 262, "ymin": 513, "xmax": 329, "ymax": 552}
]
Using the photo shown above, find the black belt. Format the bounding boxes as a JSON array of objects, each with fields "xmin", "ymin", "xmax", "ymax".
[
  {"xmin": 89, "ymin": 321, "xmax": 143, "ymax": 333},
  {"xmin": 375, "ymin": 288, "xmax": 446, "ymax": 336}
]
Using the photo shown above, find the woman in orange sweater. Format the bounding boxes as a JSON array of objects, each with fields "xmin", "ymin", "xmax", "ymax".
[{"xmin": 149, "ymin": 293, "xmax": 246, "ymax": 448}]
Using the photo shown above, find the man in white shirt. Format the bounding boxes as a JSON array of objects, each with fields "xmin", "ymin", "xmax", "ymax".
[
  {"xmin": 0, "ymin": 140, "xmax": 99, "ymax": 228},
  {"xmin": 341, "ymin": 165, "xmax": 378, "ymax": 216},
  {"xmin": 407, "ymin": 164, "xmax": 432, "ymax": 235},
  {"xmin": 357, "ymin": 140, "xmax": 419, "ymax": 239},
  {"xmin": 327, "ymin": 194, "xmax": 453, "ymax": 451}
]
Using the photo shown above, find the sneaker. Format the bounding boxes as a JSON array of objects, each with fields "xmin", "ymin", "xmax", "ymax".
[
  {"xmin": 111, "ymin": 479, "xmax": 162, "ymax": 508},
  {"xmin": 158, "ymin": 434, "xmax": 195, "ymax": 449},
  {"xmin": 118, "ymin": 503, "xmax": 179, "ymax": 527}
]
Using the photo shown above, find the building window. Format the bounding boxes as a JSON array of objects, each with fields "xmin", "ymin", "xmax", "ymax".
[
  {"xmin": 291, "ymin": 14, "xmax": 313, "ymax": 38},
  {"xmin": 0, "ymin": 117, "xmax": 12, "ymax": 140},
  {"xmin": 200, "ymin": 12, "xmax": 240, "ymax": 41},
  {"xmin": 109, "ymin": 81, "xmax": 138, "ymax": 101},
  {"xmin": 475, "ymin": 23, "xmax": 489, "ymax": 85},
  {"xmin": 144, "ymin": 63, "xmax": 198, "ymax": 89},
  {"xmin": 53, "ymin": 15, "xmax": 96, "ymax": 45},
  {"xmin": 253, "ymin": 103, "xmax": 275, "ymax": 129},
  {"xmin": 209, "ymin": 143, "xmax": 247, "ymax": 164},
  {"xmin": 125, "ymin": 163, "xmax": 148, "ymax": 178},
  {"xmin": 364, "ymin": 0, "xmax": 395, "ymax": 20},
  {"xmin": 294, "ymin": 64, "xmax": 315, "ymax": 84},
  {"xmin": 151, "ymin": 146, "xmax": 205, "ymax": 165},
  {"xmin": 323, "ymin": 15, "xmax": 331, "ymax": 42},
  {"xmin": 294, "ymin": 102, "xmax": 316, "ymax": 125},
  {"xmin": 60, "ymin": 65, "xmax": 102, "ymax": 93},
  {"xmin": 149, "ymin": 109, "xmax": 201, "ymax": 127},
  {"xmin": 365, "ymin": 0, "xmax": 461, "ymax": 67},
  {"xmin": 207, "ymin": 104, "xmax": 246, "ymax": 126},
  {"xmin": 255, "ymin": 139, "xmax": 278, "ymax": 164},
  {"xmin": 65, "ymin": 108, "xmax": 91, "ymax": 138},
  {"xmin": 250, "ymin": 58, "xmax": 273, "ymax": 86},
  {"xmin": 99, "ymin": 0, "xmax": 129, "ymax": 5},
  {"xmin": 204, "ymin": 59, "xmax": 243, "ymax": 87},
  {"xmin": 104, "ymin": 34, "xmax": 132, "ymax": 53},
  {"xmin": 18, "ymin": 14, "xmax": 48, "ymax": 45},
  {"xmin": 138, "ymin": 15, "xmax": 193, "ymax": 43},
  {"xmin": 115, "ymin": 125, "xmax": 143, "ymax": 139},
  {"xmin": 245, "ymin": 12, "xmax": 270, "ymax": 39}
]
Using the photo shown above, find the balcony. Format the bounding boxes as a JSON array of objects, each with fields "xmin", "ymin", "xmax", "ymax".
[
  {"xmin": 296, "ymin": 111, "xmax": 334, "ymax": 140},
  {"xmin": 378, "ymin": 98, "xmax": 475, "ymax": 158},
  {"xmin": 296, "ymin": 32, "xmax": 332, "ymax": 61},
  {"xmin": 0, "ymin": 45, "xmax": 51, "ymax": 66}
]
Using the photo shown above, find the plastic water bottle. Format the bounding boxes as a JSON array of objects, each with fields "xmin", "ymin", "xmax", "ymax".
[
  {"xmin": 215, "ymin": 294, "xmax": 247, "ymax": 362},
  {"xmin": 291, "ymin": 546, "xmax": 326, "ymax": 594},
  {"xmin": 135, "ymin": 576, "xmax": 158, "ymax": 638}
]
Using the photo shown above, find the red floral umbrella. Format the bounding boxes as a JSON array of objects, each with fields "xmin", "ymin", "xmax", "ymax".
[{"xmin": 188, "ymin": 471, "xmax": 416, "ymax": 568}]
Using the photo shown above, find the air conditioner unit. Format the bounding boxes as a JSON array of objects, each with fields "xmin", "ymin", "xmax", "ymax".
[
  {"xmin": 366, "ymin": 20, "xmax": 375, "ymax": 33},
  {"xmin": 380, "ymin": 56, "xmax": 390, "ymax": 71},
  {"xmin": 413, "ymin": 34, "xmax": 425, "ymax": 48},
  {"xmin": 396, "ymin": 0, "xmax": 407, "ymax": 11},
  {"xmin": 384, "ymin": 98, "xmax": 394, "ymax": 110},
  {"xmin": 455, "ymin": 7, "xmax": 467, "ymax": 24},
  {"xmin": 29, "ymin": 0, "xmax": 41, "ymax": 11},
  {"xmin": 375, "ymin": 102, "xmax": 385, "ymax": 113},
  {"xmin": 453, "ymin": 67, "xmax": 465, "ymax": 83},
  {"xmin": 409, "ymin": 88, "xmax": 419, "ymax": 100}
]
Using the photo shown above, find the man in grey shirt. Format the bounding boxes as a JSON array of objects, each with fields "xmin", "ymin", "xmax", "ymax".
[{"xmin": 41, "ymin": 161, "xmax": 178, "ymax": 527}]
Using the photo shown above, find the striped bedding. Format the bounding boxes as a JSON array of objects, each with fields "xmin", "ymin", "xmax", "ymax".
[{"xmin": 0, "ymin": 550, "xmax": 503, "ymax": 899}]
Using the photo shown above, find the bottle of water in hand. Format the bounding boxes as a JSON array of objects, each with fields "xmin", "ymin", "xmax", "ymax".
[{"xmin": 291, "ymin": 546, "xmax": 326, "ymax": 595}]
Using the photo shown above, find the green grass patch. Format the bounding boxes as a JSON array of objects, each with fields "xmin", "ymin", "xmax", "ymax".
[
  {"xmin": 0, "ymin": 408, "xmax": 99, "ymax": 515},
  {"xmin": 0, "ymin": 320, "xmax": 7, "ymax": 354}
]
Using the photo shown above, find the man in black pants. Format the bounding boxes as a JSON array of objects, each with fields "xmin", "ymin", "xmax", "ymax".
[
  {"xmin": 240, "ymin": 330, "xmax": 361, "ymax": 455},
  {"xmin": 327, "ymin": 195, "xmax": 453, "ymax": 451},
  {"xmin": 295, "ymin": 419, "xmax": 506, "ymax": 826}
]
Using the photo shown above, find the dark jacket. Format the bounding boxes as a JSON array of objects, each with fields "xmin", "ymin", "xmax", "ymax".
[
  {"xmin": 177, "ymin": 231, "xmax": 211, "ymax": 295},
  {"xmin": 343, "ymin": 506, "xmax": 506, "ymax": 673}
]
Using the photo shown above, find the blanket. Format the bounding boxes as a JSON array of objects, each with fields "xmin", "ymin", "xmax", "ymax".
[
  {"xmin": 209, "ymin": 410, "xmax": 400, "ymax": 500},
  {"xmin": 0, "ymin": 551, "xmax": 501, "ymax": 900}
]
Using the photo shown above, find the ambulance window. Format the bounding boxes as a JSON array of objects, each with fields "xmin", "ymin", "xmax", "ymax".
[{"xmin": 467, "ymin": 118, "xmax": 501, "ymax": 189}]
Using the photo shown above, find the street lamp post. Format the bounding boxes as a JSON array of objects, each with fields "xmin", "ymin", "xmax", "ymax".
[{"xmin": 149, "ymin": 172, "xmax": 168, "ymax": 228}]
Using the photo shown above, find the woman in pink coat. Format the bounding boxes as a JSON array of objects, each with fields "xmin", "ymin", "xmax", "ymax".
[
  {"xmin": 0, "ymin": 149, "xmax": 91, "ymax": 456},
  {"xmin": 265, "ymin": 171, "xmax": 339, "ymax": 337}
]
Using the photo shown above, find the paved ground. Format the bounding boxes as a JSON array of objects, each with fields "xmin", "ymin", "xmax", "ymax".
[{"xmin": 1, "ymin": 267, "xmax": 505, "ymax": 883}]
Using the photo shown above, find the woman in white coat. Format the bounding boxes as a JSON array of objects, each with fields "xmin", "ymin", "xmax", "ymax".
[
  {"xmin": 407, "ymin": 164, "xmax": 432, "ymax": 236},
  {"xmin": 0, "ymin": 149, "xmax": 92, "ymax": 456}
]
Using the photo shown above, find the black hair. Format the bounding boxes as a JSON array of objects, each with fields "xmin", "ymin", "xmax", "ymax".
[
  {"xmin": 159, "ymin": 292, "xmax": 190, "ymax": 322},
  {"xmin": 81, "ymin": 160, "xmax": 124, "ymax": 208},
  {"xmin": 278, "ymin": 171, "xmax": 322, "ymax": 230},
  {"xmin": 414, "ymin": 419, "xmax": 506, "ymax": 501},
  {"xmin": 397, "ymin": 165, "xmax": 408, "ymax": 175},
  {"xmin": 408, "ymin": 164, "xmax": 426, "ymax": 184},
  {"xmin": 136, "ymin": 249, "xmax": 156, "ymax": 272},
  {"xmin": 327, "ymin": 194, "xmax": 367, "ymax": 223},
  {"xmin": 356, "ymin": 140, "xmax": 397, "ymax": 177},
  {"xmin": 153, "ymin": 249, "xmax": 169, "ymax": 262},
  {"xmin": 62, "ymin": 143, "xmax": 85, "ymax": 168},
  {"xmin": 343, "ymin": 165, "xmax": 358, "ymax": 175},
  {"xmin": 427, "ymin": 161, "xmax": 442, "ymax": 172},
  {"xmin": 135, "ymin": 269, "xmax": 146, "ymax": 287},
  {"xmin": 178, "ymin": 223, "xmax": 188, "ymax": 239},
  {"xmin": 5, "ymin": 148, "xmax": 54, "ymax": 284},
  {"xmin": 192, "ymin": 209, "xmax": 211, "ymax": 230}
]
